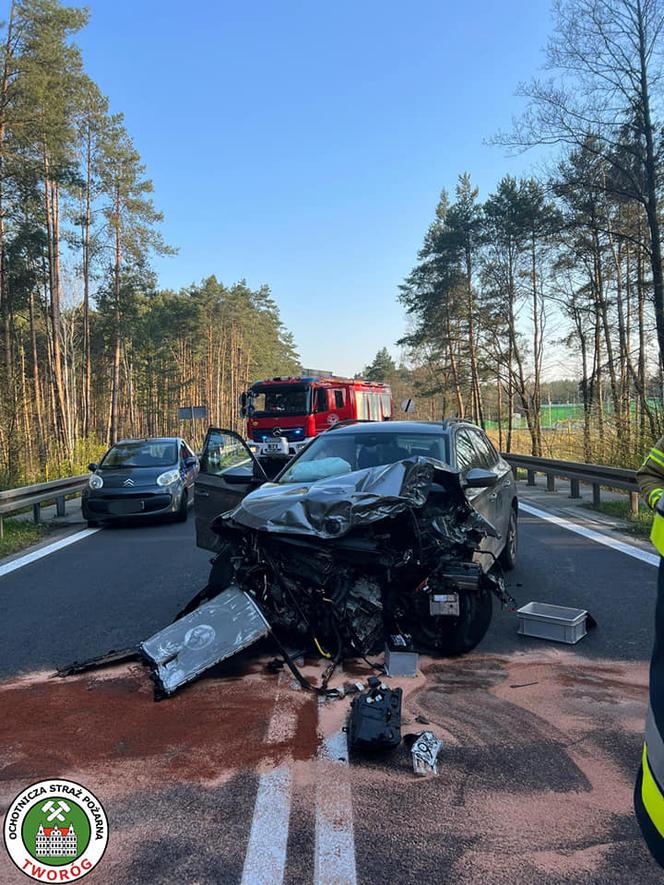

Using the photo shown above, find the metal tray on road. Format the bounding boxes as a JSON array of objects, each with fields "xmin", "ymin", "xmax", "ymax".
[{"xmin": 517, "ymin": 601, "xmax": 588, "ymax": 644}]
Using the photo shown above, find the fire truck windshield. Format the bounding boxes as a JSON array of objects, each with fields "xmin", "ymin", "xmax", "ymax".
[{"xmin": 249, "ymin": 384, "xmax": 311, "ymax": 417}]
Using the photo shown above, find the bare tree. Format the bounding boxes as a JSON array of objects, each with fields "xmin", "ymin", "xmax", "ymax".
[{"xmin": 497, "ymin": 0, "xmax": 664, "ymax": 363}]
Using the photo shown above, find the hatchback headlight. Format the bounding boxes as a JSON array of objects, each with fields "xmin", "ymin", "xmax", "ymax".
[
  {"xmin": 157, "ymin": 469, "xmax": 180, "ymax": 487},
  {"xmin": 89, "ymin": 474, "xmax": 103, "ymax": 490}
]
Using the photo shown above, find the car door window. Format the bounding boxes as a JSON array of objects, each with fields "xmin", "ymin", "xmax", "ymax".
[
  {"xmin": 455, "ymin": 431, "xmax": 476, "ymax": 472},
  {"xmin": 200, "ymin": 429, "xmax": 249, "ymax": 476},
  {"xmin": 468, "ymin": 431, "xmax": 496, "ymax": 469}
]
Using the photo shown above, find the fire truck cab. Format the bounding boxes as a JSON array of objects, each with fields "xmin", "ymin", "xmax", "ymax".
[{"xmin": 241, "ymin": 375, "xmax": 393, "ymax": 463}]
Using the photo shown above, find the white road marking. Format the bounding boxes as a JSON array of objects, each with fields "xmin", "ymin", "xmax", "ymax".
[
  {"xmin": 519, "ymin": 502, "xmax": 659, "ymax": 567},
  {"xmin": 315, "ymin": 722, "xmax": 357, "ymax": 885},
  {"xmin": 0, "ymin": 528, "xmax": 100, "ymax": 579},
  {"xmin": 241, "ymin": 673, "xmax": 294, "ymax": 885},
  {"xmin": 241, "ymin": 763, "xmax": 293, "ymax": 885}
]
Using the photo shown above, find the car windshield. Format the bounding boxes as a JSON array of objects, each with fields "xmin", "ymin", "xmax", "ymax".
[
  {"xmin": 249, "ymin": 385, "xmax": 311, "ymax": 417},
  {"xmin": 101, "ymin": 441, "xmax": 178, "ymax": 469},
  {"xmin": 278, "ymin": 430, "xmax": 449, "ymax": 483}
]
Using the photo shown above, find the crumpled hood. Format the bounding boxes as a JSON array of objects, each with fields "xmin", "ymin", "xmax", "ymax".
[{"xmin": 219, "ymin": 457, "xmax": 481, "ymax": 540}]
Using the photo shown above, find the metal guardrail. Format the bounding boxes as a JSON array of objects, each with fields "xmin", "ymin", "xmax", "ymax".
[
  {"xmin": 0, "ymin": 474, "xmax": 89, "ymax": 538},
  {"xmin": 0, "ymin": 451, "xmax": 645, "ymax": 541},
  {"xmin": 502, "ymin": 453, "xmax": 640, "ymax": 514}
]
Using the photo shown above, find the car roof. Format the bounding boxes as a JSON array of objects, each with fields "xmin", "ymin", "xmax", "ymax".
[
  {"xmin": 327, "ymin": 420, "xmax": 449, "ymax": 435},
  {"xmin": 114, "ymin": 437, "xmax": 181, "ymax": 445}
]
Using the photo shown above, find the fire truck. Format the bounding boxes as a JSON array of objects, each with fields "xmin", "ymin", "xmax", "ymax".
[{"xmin": 240, "ymin": 375, "xmax": 393, "ymax": 466}]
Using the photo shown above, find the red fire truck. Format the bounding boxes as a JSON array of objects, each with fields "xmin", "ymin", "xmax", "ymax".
[{"xmin": 240, "ymin": 375, "xmax": 393, "ymax": 463}]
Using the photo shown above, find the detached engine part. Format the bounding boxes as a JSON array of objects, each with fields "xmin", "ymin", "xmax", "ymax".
[
  {"xmin": 407, "ymin": 730, "xmax": 444, "ymax": 776},
  {"xmin": 140, "ymin": 585, "xmax": 270, "ymax": 697},
  {"xmin": 347, "ymin": 676, "xmax": 403, "ymax": 752},
  {"xmin": 385, "ymin": 634, "xmax": 418, "ymax": 677}
]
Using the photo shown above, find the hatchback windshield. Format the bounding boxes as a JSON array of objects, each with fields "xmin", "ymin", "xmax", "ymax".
[
  {"xmin": 278, "ymin": 431, "xmax": 449, "ymax": 483},
  {"xmin": 101, "ymin": 441, "xmax": 178, "ymax": 469},
  {"xmin": 249, "ymin": 385, "xmax": 311, "ymax": 417}
]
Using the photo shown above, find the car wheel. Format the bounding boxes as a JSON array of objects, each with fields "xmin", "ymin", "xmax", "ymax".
[
  {"xmin": 409, "ymin": 584, "xmax": 493, "ymax": 656},
  {"xmin": 87, "ymin": 519, "xmax": 100, "ymax": 528},
  {"xmin": 499, "ymin": 504, "xmax": 518, "ymax": 570},
  {"xmin": 175, "ymin": 490, "xmax": 188, "ymax": 522}
]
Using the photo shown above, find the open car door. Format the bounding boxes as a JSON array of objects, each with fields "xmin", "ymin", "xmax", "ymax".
[{"xmin": 194, "ymin": 428, "xmax": 268, "ymax": 551}]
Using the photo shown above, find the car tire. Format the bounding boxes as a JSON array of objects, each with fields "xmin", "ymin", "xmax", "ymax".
[
  {"xmin": 87, "ymin": 519, "xmax": 100, "ymax": 528},
  {"xmin": 410, "ymin": 584, "xmax": 493, "ymax": 656},
  {"xmin": 175, "ymin": 490, "xmax": 188, "ymax": 522},
  {"xmin": 499, "ymin": 504, "xmax": 518, "ymax": 571}
]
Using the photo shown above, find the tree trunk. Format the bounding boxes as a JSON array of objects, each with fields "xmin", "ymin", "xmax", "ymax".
[
  {"xmin": 636, "ymin": 0, "xmax": 664, "ymax": 369},
  {"xmin": 109, "ymin": 186, "xmax": 121, "ymax": 444}
]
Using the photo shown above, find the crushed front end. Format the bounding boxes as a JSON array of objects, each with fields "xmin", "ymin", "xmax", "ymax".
[{"xmin": 205, "ymin": 458, "xmax": 514, "ymax": 662}]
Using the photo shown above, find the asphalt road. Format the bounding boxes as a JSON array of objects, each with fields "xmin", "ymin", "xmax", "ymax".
[
  {"xmin": 0, "ymin": 504, "xmax": 662, "ymax": 884},
  {"xmin": 0, "ymin": 517, "xmax": 211, "ymax": 678}
]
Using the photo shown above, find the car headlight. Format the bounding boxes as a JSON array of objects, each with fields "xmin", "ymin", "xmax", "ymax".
[
  {"xmin": 89, "ymin": 474, "xmax": 103, "ymax": 490},
  {"xmin": 157, "ymin": 469, "xmax": 181, "ymax": 487}
]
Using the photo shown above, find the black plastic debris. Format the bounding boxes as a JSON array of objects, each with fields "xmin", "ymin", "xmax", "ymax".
[
  {"xmin": 405, "ymin": 730, "xmax": 444, "ymax": 775},
  {"xmin": 347, "ymin": 676, "xmax": 402, "ymax": 752},
  {"xmin": 140, "ymin": 585, "xmax": 270, "ymax": 697},
  {"xmin": 55, "ymin": 647, "xmax": 139, "ymax": 677}
]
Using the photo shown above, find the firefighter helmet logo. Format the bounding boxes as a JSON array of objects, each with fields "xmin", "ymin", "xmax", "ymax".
[{"xmin": 3, "ymin": 779, "xmax": 108, "ymax": 881}]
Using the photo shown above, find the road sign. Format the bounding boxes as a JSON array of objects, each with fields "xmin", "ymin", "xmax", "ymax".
[{"xmin": 178, "ymin": 405, "xmax": 208, "ymax": 421}]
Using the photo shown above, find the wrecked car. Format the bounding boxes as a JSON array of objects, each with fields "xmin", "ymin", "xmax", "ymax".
[
  {"xmin": 60, "ymin": 421, "xmax": 518, "ymax": 698},
  {"xmin": 191, "ymin": 421, "xmax": 517, "ymax": 662}
]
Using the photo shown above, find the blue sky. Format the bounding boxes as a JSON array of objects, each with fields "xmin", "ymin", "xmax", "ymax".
[{"xmin": 73, "ymin": 0, "xmax": 554, "ymax": 375}]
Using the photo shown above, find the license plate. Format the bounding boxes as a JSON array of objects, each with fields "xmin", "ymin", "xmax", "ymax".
[
  {"xmin": 109, "ymin": 500, "xmax": 144, "ymax": 515},
  {"xmin": 430, "ymin": 593, "xmax": 460, "ymax": 617},
  {"xmin": 264, "ymin": 442, "xmax": 285, "ymax": 454}
]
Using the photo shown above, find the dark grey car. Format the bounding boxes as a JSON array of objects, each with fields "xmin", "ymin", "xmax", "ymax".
[
  {"xmin": 192, "ymin": 419, "xmax": 518, "ymax": 658},
  {"xmin": 82, "ymin": 437, "xmax": 199, "ymax": 527}
]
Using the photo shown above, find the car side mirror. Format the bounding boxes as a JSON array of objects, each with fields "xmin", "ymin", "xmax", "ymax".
[
  {"xmin": 88, "ymin": 463, "xmax": 98, "ymax": 472},
  {"xmin": 184, "ymin": 457, "xmax": 197, "ymax": 467},
  {"xmin": 464, "ymin": 468, "xmax": 498, "ymax": 488},
  {"xmin": 239, "ymin": 392, "xmax": 247, "ymax": 418}
]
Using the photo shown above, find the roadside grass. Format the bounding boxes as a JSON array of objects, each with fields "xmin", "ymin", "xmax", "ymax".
[
  {"xmin": 0, "ymin": 518, "xmax": 49, "ymax": 558},
  {"xmin": 581, "ymin": 498, "xmax": 653, "ymax": 538},
  {"xmin": 486, "ymin": 426, "xmax": 645, "ymax": 469}
]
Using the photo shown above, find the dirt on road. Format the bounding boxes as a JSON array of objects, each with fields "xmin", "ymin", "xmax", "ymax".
[{"xmin": 0, "ymin": 649, "xmax": 660, "ymax": 884}]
